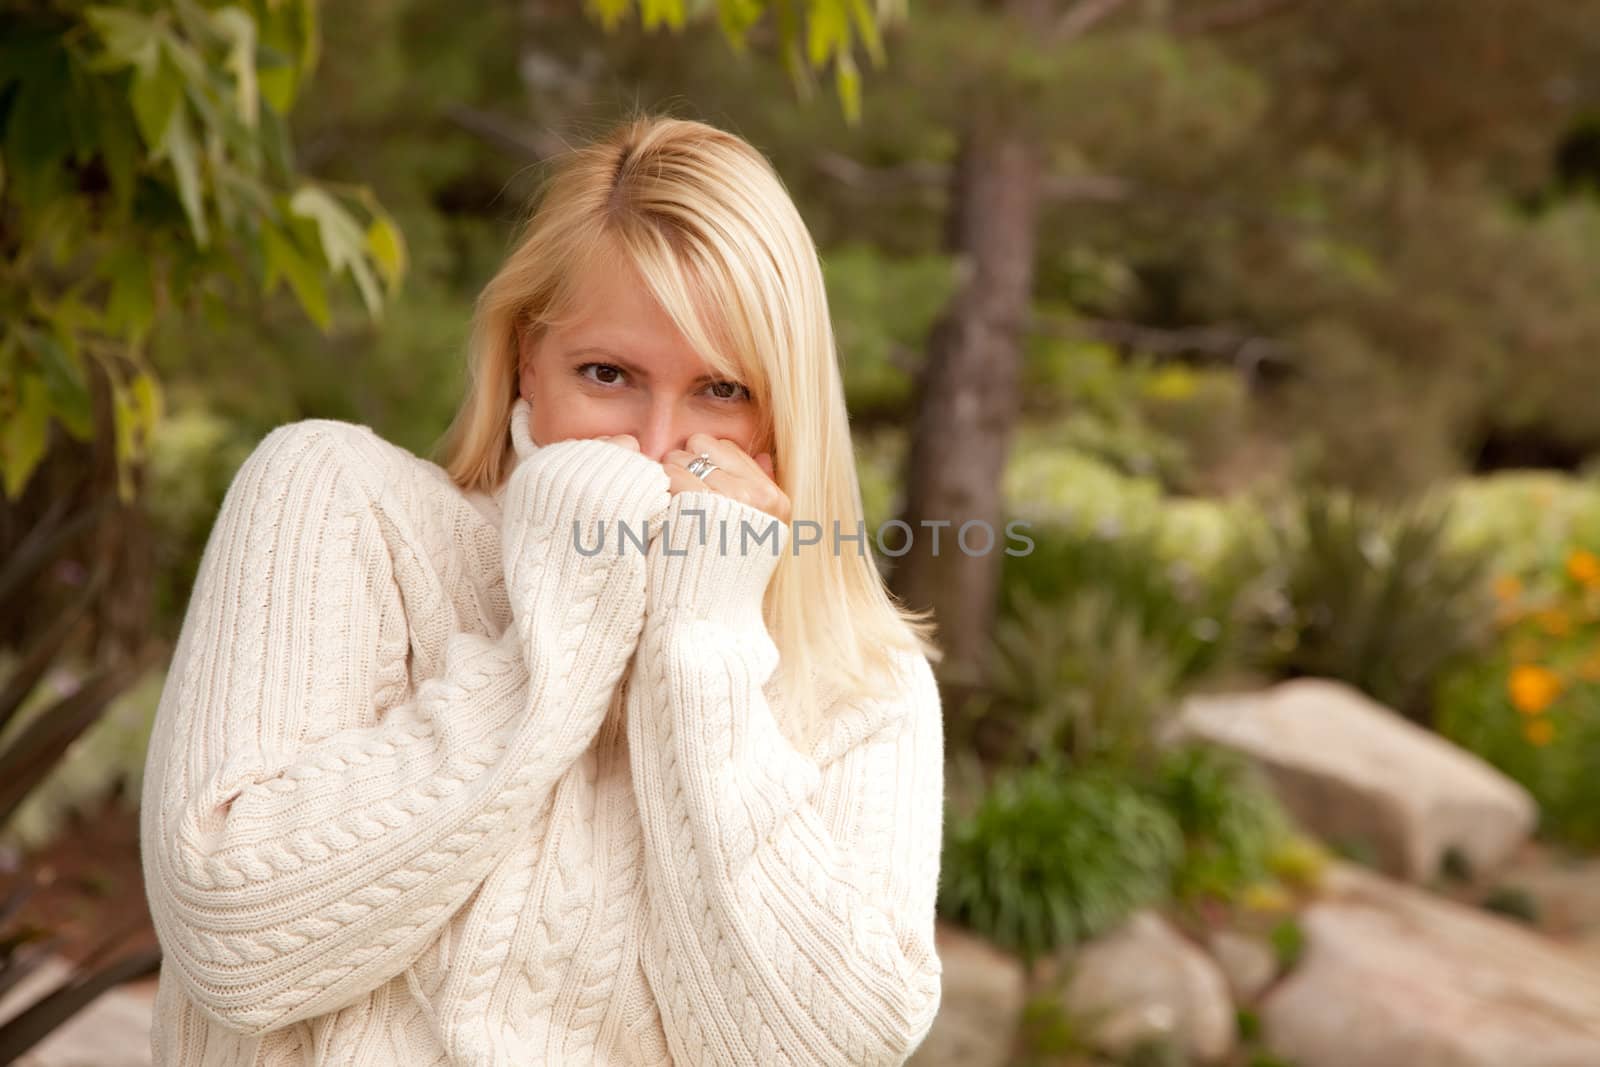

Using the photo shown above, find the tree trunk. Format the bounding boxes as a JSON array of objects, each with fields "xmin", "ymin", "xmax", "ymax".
[{"xmin": 889, "ymin": 87, "xmax": 1045, "ymax": 696}]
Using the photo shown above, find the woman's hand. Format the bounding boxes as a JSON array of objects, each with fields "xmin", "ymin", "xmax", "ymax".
[{"xmin": 663, "ymin": 432, "xmax": 791, "ymax": 525}]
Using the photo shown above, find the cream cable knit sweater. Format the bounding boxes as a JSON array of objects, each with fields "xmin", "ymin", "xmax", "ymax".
[{"xmin": 140, "ymin": 399, "xmax": 945, "ymax": 1066}]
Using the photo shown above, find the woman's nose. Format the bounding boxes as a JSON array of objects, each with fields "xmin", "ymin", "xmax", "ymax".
[{"xmin": 632, "ymin": 401, "xmax": 687, "ymax": 463}]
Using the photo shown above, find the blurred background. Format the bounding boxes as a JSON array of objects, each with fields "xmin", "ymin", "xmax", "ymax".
[{"xmin": 5, "ymin": 1, "xmax": 1600, "ymax": 1064}]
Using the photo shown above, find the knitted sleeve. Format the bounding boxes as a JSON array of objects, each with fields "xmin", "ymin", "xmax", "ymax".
[
  {"xmin": 625, "ymin": 491, "xmax": 945, "ymax": 1067},
  {"xmin": 140, "ymin": 417, "xmax": 669, "ymax": 1037}
]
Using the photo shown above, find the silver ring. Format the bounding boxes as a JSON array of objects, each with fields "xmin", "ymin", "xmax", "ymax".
[{"xmin": 684, "ymin": 452, "xmax": 720, "ymax": 481}]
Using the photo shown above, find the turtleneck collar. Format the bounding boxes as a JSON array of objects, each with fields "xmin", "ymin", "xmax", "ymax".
[
  {"xmin": 466, "ymin": 399, "xmax": 539, "ymax": 526},
  {"xmin": 508, "ymin": 397, "xmax": 539, "ymax": 464}
]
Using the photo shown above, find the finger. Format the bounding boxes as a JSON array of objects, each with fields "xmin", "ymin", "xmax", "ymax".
[
  {"xmin": 663, "ymin": 453, "xmax": 730, "ymax": 492},
  {"xmin": 664, "ymin": 466, "xmax": 715, "ymax": 496},
  {"xmin": 601, "ymin": 433, "xmax": 641, "ymax": 452},
  {"xmin": 685, "ymin": 432, "xmax": 760, "ymax": 478},
  {"xmin": 663, "ymin": 447, "xmax": 734, "ymax": 484}
]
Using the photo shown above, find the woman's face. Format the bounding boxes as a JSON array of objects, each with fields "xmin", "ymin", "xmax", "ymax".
[{"xmin": 517, "ymin": 259, "xmax": 767, "ymax": 464}]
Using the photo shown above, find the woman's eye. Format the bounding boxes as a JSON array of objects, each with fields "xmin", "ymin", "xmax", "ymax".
[
  {"xmin": 579, "ymin": 362, "xmax": 625, "ymax": 385},
  {"xmin": 708, "ymin": 380, "xmax": 751, "ymax": 401}
]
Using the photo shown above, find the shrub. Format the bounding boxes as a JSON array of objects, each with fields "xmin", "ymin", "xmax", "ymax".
[
  {"xmin": 978, "ymin": 587, "xmax": 1183, "ymax": 767},
  {"xmin": 1254, "ymin": 489, "xmax": 1497, "ymax": 721},
  {"xmin": 939, "ymin": 762, "xmax": 1183, "ymax": 965},
  {"xmin": 998, "ymin": 517, "xmax": 1258, "ymax": 686},
  {"xmin": 1146, "ymin": 744, "xmax": 1296, "ymax": 903},
  {"xmin": 1435, "ymin": 544, "xmax": 1600, "ymax": 847}
]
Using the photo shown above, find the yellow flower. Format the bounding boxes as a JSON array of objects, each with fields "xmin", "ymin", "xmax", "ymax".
[
  {"xmin": 1569, "ymin": 549, "xmax": 1600, "ymax": 588},
  {"xmin": 1522, "ymin": 717, "xmax": 1555, "ymax": 747},
  {"xmin": 1509, "ymin": 665, "xmax": 1562, "ymax": 715},
  {"xmin": 1493, "ymin": 575, "xmax": 1524, "ymax": 603}
]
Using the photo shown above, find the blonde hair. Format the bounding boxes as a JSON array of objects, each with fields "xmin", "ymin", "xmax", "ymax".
[{"xmin": 439, "ymin": 112, "xmax": 941, "ymax": 750}]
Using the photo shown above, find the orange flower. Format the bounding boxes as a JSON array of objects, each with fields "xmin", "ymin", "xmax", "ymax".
[
  {"xmin": 1493, "ymin": 575, "xmax": 1524, "ymax": 603},
  {"xmin": 1568, "ymin": 549, "xmax": 1600, "ymax": 588},
  {"xmin": 1509, "ymin": 665, "xmax": 1562, "ymax": 715},
  {"xmin": 1522, "ymin": 717, "xmax": 1556, "ymax": 747}
]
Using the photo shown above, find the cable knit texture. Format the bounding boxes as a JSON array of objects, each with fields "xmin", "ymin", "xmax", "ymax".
[{"xmin": 140, "ymin": 400, "xmax": 945, "ymax": 1065}]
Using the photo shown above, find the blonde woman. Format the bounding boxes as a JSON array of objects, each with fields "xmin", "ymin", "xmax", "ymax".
[{"xmin": 140, "ymin": 114, "xmax": 946, "ymax": 1066}]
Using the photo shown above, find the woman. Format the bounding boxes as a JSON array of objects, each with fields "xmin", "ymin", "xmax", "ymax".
[{"xmin": 140, "ymin": 113, "xmax": 946, "ymax": 1066}]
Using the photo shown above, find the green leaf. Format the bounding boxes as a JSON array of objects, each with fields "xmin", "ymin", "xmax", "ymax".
[
  {"xmin": 585, "ymin": 0, "xmax": 632, "ymax": 34},
  {"xmin": 2, "ymin": 376, "xmax": 51, "ymax": 500},
  {"xmin": 835, "ymin": 48, "xmax": 861, "ymax": 126},
  {"xmin": 846, "ymin": 0, "xmax": 885, "ymax": 68},
  {"xmin": 290, "ymin": 186, "xmax": 381, "ymax": 317},
  {"xmin": 130, "ymin": 58, "xmax": 182, "ymax": 149},
  {"xmin": 161, "ymin": 104, "xmax": 209, "ymax": 248},
  {"xmin": 84, "ymin": 7, "xmax": 162, "ymax": 72},
  {"xmin": 103, "ymin": 245, "xmax": 158, "ymax": 343},
  {"xmin": 32, "ymin": 329, "xmax": 93, "ymax": 439},
  {"xmin": 806, "ymin": 0, "xmax": 847, "ymax": 68},
  {"xmin": 640, "ymin": 0, "xmax": 686, "ymax": 32},
  {"xmin": 111, "ymin": 371, "xmax": 163, "ymax": 500},
  {"xmin": 212, "ymin": 7, "xmax": 260, "ymax": 128},
  {"xmin": 88, "ymin": 76, "xmax": 139, "ymax": 217},
  {"xmin": 365, "ymin": 214, "xmax": 408, "ymax": 295},
  {"xmin": 262, "ymin": 223, "xmax": 331, "ymax": 330}
]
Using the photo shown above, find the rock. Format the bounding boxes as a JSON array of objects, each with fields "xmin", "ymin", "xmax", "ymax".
[
  {"xmin": 1169, "ymin": 678, "xmax": 1536, "ymax": 881},
  {"xmin": 1062, "ymin": 911, "xmax": 1237, "ymax": 1063},
  {"xmin": 1261, "ymin": 864, "xmax": 1600, "ymax": 1067},
  {"xmin": 908, "ymin": 922, "xmax": 1027, "ymax": 1067},
  {"xmin": 1206, "ymin": 929, "xmax": 1279, "ymax": 1003},
  {"xmin": 0, "ymin": 956, "xmax": 154, "ymax": 1067}
]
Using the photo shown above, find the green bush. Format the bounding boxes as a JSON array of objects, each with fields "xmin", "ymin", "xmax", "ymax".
[
  {"xmin": 998, "ymin": 518, "xmax": 1258, "ymax": 686},
  {"xmin": 1147, "ymin": 744, "xmax": 1295, "ymax": 902},
  {"xmin": 1436, "ymin": 654, "xmax": 1600, "ymax": 848},
  {"xmin": 939, "ymin": 763, "xmax": 1183, "ymax": 965},
  {"xmin": 1255, "ymin": 489, "xmax": 1496, "ymax": 721},
  {"xmin": 979, "ymin": 587, "xmax": 1182, "ymax": 767}
]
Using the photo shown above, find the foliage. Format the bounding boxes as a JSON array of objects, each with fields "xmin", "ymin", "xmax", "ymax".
[
  {"xmin": 1447, "ymin": 472, "xmax": 1600, "ymax": 582},
  {"xmin": 998, "ymin": 516, "xmax": 1260, "ymax": 686},
  {"xmin": 1267, "ymin": 916, "xmax": 1305, "ymax": 972},
  {"xmin": 824, "ymin": 242, "xmax": 956, "ymax": 418},
  {"xmin": 1147, "ymin": 744, "xmax": 1295, "ymax": 903},
  {"xmin": 939, "ymin": 762, "xmax": 1183, "ymax": 965},
  {"xmin": 1253, "ymin": 489, "xmax": 1497, "ymax": 721},
  {"xmin": 0, "ymin": 0, "xmax": 408, "ymax": 500},
  {"xmin": 978, "ymin": 587, "xmax": 1183, "ymax": 767},
  {"xmin": 1435, "ymin": 541, "xmax": 1600, "ymax": 847},
  {"xmin": 586, "ymin": 0, "xmax": 903, "ymax": 125},
  {"xmin": 1022, "ymin": 339, "xmax": 1250, "ymax": 494}
]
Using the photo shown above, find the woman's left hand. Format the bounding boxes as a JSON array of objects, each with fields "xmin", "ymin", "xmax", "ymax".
[{"xmin": 664, "ymin": 433, "xmax": 791, "ymax": 525}]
